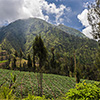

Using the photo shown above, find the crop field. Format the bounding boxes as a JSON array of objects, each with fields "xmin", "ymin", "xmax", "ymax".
[{"xmin": 0, "ymin": 69, "xmax": 95, "ymax": 99}]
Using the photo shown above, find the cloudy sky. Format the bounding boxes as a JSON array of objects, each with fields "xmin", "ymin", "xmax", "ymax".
[{"xmin": 0, "ymin": 0, "xmax": 95, "ymax": 38}]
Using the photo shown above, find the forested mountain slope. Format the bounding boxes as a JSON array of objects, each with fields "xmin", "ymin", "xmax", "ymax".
[
  {"xmin": 57, "ymin": 24, "xmax": 86, "ymax": 38},
  {"xmin": 0, "ymin": 18, "xmax": 98, "ymax": 65}
]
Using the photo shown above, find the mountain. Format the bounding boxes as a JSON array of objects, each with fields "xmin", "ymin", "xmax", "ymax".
[
  {"xmin": 0, "ymin": 18, "xmax": 53, "ymax": 50},
  {"xmin": 0, "ymin": 18, "xmax": 98, "ymax": 65},
  {"xmin": 57, "ymin": 24, "xmax": 86, "ymax": 38}
]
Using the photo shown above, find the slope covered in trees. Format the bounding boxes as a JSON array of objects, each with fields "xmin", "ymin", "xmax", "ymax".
[
  {"xmin": 0, "ymin": 18, "xmax": 98, "ymax": 66},
  {"xmin": 57, "ymin": 24, "xmax": 86, "ymax": 38}
]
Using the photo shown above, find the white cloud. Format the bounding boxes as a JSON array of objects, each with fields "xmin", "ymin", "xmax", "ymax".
[
  {"xmin": 41, "ymin": 1, "xmax": 71, "ymax": 24},
  {"xmin": 82, "ymin": 26, "xmax": 93, "ymax": 39},
  {"xmin": 22, "ymin": 0, "xmax": 45, "ymax": 19},
  {"xmin": 0, "ymin": 0, "xmax": 70, "ymax": 26},
  {"xmin": 77, "ymin": 9, "xmax": 93, "ymax": 38},
  {"xmin": 44, "ymin": 15, "xmax": 49, "ymax": 22},
  {"xmin": 77, "ymin": 9, "xmax": 89, "ymax": 27},
  {"xmin": 0, "ymin": 0, "xmax": 24, "ymax": 25}
]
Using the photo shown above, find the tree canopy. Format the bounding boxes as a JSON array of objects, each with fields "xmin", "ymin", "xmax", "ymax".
[
  {"xmin": 88, "ymin": 0, "xmax": 100, "ymax": 39},
  {"xmin": 33, "ymin": 35, "xmax": 48, "ymax": 71}
]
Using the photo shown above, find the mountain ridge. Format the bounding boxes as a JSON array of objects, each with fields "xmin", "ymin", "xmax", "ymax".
[
  {"xmin": 57, "ymin": 24, "xmax": 86, "ymax": 38},
  {"xmin": 0, "ymin": 18, "xmax": 98, "ymax": 65}
]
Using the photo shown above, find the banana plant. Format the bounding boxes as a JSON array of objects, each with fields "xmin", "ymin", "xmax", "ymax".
[{"xmin": 5, "ymin": 73, "xmax": 16, "ymax": 89}]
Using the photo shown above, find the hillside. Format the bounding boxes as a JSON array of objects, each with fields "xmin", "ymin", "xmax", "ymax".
[
  {"xmin": 0, "ymin": 18, "xmax": 98, "ymax": 65},
  {"xmin": 57, "ymin": 24, "xmax": 86, "ymax": 38},
  {"xmin": 0, "ymin": 18, "xmax": 54, "ymax": 53}
]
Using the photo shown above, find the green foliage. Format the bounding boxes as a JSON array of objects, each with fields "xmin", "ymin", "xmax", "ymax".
[
  {"xmin": 19, "ymin": 48, "xmax": 23, "ymax": 68},
  {"xmin": 27, "ymin": 54, "xmax": 32, "ymax": 68},
  {"xmin": 0, "ymin": 69, "xmax": 98, "ymax": 99},
  {"xmin": 0, "ymin": 60, "xmax": 8, "ymax": 63},
  {"xmin": 0, "ymin": 86, "xmax": 15, "ymax": 99},
  {"xmin": 33, "ymin": 35, "xmax": 48, "ymax": 70},
  {"xmin": 14, "ymin": 50, "xmax": 18, "ymax": 57},
  {"xmin": 12, "ymin": 57, "xmax": 16, "ymax": 69},
  {"xmin": 50, "ymin": 48, "xmax": 57, "ymax": 72},
  {"xmin": 57, "ymin": 24, "xmax": 86, "ymax": 38},
  {"xmin": 64, "ymin": 81, "xmax": 100, "ymax": 100},
  {"xmin": 10, "ymin": 73, "xmax": 16, "ymax": 83},
  {"xmin": 5, "ymin": 73, "xmax": 17, "ymax": 89},
  {"xmin": 0, "ymin": 18, "xmax": 98, "ymax": 68},
  {"xmin": 76, "ymin": 69, "xmax": 80, "ymax": 83},
  {"xmin": 94, "ymin": 47, "xmax": 100, "ymax": 80},
  {"xmin": 19, "ymin": 49, "xmax": 23, "ymax": 58},
  {"xmin": 95, "ymin": 47, "xmax": 100, "ymax": 70},
  {"xmin": 23, "ymin": 94, "xmax": 52, "ymax": 100}
]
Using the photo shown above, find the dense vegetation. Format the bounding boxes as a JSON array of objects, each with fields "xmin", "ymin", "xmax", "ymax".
[
  {"xmin": 64, "ymin": 81, "xmax": 100, "ymax": 100},
  {"xmin": 0, "ymin": 17, "xmax": 100, "ymax": 99},
  {"xmin": 0, "ymin": 18, "xmax": 99, "ymax": 81},
  {"xmin": 0, "ymin": 38, "xmax": 99, "ymax": 81},
  {"xmin": 0, "ymin": 18, "xmax": 98, "ymax": 64},
  {"xmin": 57, "ymin": 24, "xmax": 86, "ymax": 38},
  {"xmin": 0, "ymin": 18, "xmax": 99, "ymax": 79},
  {"xmin": 88, "ymin": 0, "xmax": 100, "ymax": 39}
]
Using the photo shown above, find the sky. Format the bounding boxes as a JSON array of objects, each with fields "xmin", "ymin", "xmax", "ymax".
[{"xmin": 0, "ymin": 0, "xmax": 95, "ymax": 38}]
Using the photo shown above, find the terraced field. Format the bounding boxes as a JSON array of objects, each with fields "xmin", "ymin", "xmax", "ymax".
[{"xmin": 0, "ymin": 69, "xmax": 95, "ymax": 99}]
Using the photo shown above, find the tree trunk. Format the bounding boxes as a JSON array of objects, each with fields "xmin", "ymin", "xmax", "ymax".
[
  {"xmin": 40, "ymin": 72, "xmax": 43, "ymax": 97},
  {"xmin": 20, "ymin": 58, "xmax": 21, "ymax": 68},
  {"xmin": 33, "ymin": 55, "xmax": 36, "ymax": 72},
  {"xmin": 74, "ymin": 51, "xmax": 77, "ymax": 82},
  {"xmin": 37, "ymin": 73, "xmax": 40, "ymax": 96}
]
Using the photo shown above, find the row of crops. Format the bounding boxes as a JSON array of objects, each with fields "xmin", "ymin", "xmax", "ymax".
[{"xmin": 0, "ymin": 69, "xmax": 95, "ymax": 99}]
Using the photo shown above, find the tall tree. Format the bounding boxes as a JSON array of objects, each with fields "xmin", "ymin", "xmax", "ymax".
[
  {"xmin": 69, "ymin": 56, "xmax": 74, "ymax": 77},
  {"xmin": 88, "ymin": 0, "xmax": 100, "ymax": 39},
  {"xmin": 95, "ymin": 47, "xmax": 100, "ymax": 71},
  {"xmin": 50, "ymin": 47, "xmax": 57, "ymax": 73},
  {"xmin": 19, "ymin": 49, "xmax": 23, "ymax": 68},
  {"xmin": 88, "ymin": 0, "xmax": 100, "ymax": 80},
  {"xmin": 27, "ymin": 54, "xmax": 32, "ymax": 69},
  {"xmin": 12, "ymin": 57, "xmax": 16, "ymax": 70},
  {"xmin": 33, "ymin": 49, "xmax": 36, "ymax": 72},
  {"xmin": 51, "ymin": 47, "xmax": 55, "ymax": 64},
  {"xmin": 33, "ymin": 35, "xmax": 48, "ymax": 96},
  {"xmin": 74, "ymin": 51, "xmax": 77, "ymax": 82},
  {"xmin": 12, "ymin": 50, "xmax": 18, "ymax": 69},
  {"xmin": 14, "ymin": 50, "xmax": 18, "ymax": 57},
  {"xmin": 33, "ymin": 35, "xmax": 48, "ymax": 71}
]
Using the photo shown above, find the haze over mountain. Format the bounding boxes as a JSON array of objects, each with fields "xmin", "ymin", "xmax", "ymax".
[{"xmin": 0, "ymin": 18, "xmax": 98, "ymax": 64}]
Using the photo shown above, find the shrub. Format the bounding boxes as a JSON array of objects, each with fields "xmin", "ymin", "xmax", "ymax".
[
  {"xmin": 0, "ymin": 86, "xmax": 15, "ymax": 100},
  {"xmin": 64, "ymin": 81, "xmax": 100, "ymax": 100},
  {"xmin": 22, "ymin": 94, "xmax": 54, "ymax": 100}
]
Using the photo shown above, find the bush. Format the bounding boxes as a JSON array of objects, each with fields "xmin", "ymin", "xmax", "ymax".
[
  {"xmin": 64, "ymin": 81, "xmax": 100, "ymax": 100},
  {"xmin": 0, "ymin": 86, "xmax": 15, "ymax": 99},
  {"xmin": 22, "ymin": 94, "xmax": 53, "ymax": 100}
]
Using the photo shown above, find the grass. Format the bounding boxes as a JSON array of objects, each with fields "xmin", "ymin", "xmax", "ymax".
[{"xmin": 0, "ymin": 69, "xmax": 95, "ymax": 99}]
